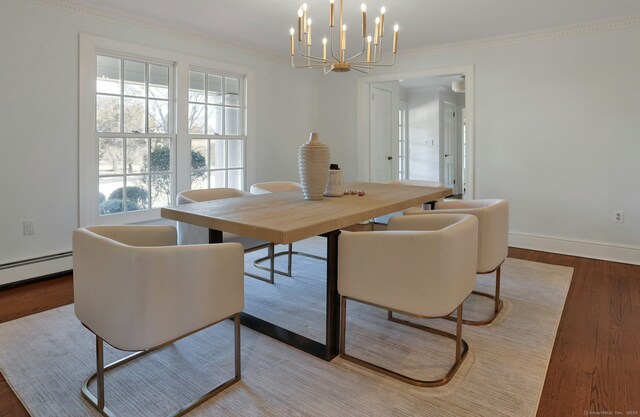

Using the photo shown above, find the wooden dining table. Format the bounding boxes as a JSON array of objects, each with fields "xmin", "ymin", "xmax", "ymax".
[{"xmin": 161, "ymin": 182, "xmax": 452, "ymax": 361}]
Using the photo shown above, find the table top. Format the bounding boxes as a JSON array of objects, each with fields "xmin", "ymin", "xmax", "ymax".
[{"xmin": 161, "ymin": 182, "xmax": 452, "ymax": 244}]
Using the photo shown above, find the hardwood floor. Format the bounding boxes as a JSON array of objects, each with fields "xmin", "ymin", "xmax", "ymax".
[{"xmin": 1, "ymin": 251, "xmax": 639, "ymax": 417}]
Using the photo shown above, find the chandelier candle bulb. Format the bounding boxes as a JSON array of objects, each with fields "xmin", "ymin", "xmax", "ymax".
[
  {"xmin": 367, "ymin": 35, "xmax": 372, "ymax": 62},
  {"xmin": 307, "ymin": 18, "xmax": 312, "ymax": 46},
  {"xmin": 303, "ymin": 3, "xmax": 308, "ymax": 33},
  {"xmin": 361, "ymin": 4, "xmax": 367, "ymax": 37},
  {"xmin": 393, "ymin": 24, "xmax": 399, "ymax": 54},
  {"xmin": 297, "ymin": 9, "xmax": 303, "ymax": 41},
  {"xmin": 330, "ymin": 0, "xmax": 335, "ymax": 27},
  {"xmin": 290, "ymin": 28, "xmax": 295, "ymax": 56},
  {"xmin": 374, "ymin": 16, "xmax": 380, "ymax": 45},
  {"xmin": 380, "ymin": 6, "xmax": 385, "ymax": 37},
  {"xmin": 323, "ymin": 37, "xmax": 328, "ymax": 61}
]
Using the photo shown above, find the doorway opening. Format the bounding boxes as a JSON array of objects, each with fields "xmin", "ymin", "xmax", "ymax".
[{"xmin": 357, "ymin": 65, "xmax": 474, "ymax": 199}]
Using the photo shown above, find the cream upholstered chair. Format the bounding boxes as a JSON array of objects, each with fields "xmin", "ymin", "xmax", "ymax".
[
  {"xmin": 73, "ymin": 225, "xmax": 243, "ymax": 417},
  {"xmin": 177, "ymin": 188, "xmax": 278, "ymax": 284},
  {"xmin": 249, "ymin": 181, "xmax": 302, "ymax": 195},
  {"xmin": 405, "ymin": 199, "xmax": 509, "ymax": 325},
  {"xmin": 338, "ymin": 214, "xmax": 478, "ymax": 386},
  {"xmin": 373, "ymin": 179, "xmax": 448, "ymax": 228},
  {"xmin": 249, "ymin": 181, "xmax": 325, "ymax": 277}
]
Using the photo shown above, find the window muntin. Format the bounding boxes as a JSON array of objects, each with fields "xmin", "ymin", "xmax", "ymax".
[
  {"xmin": 96, "ymin": 55, "xmax": 173, "ymax": 216},
  {"xmin": 398, "ymin": 104, "xmax": 408, "ymax": 180},
  {"xmin": 188, "ymin": 70, "xmax": 245, "ymax": 190}
]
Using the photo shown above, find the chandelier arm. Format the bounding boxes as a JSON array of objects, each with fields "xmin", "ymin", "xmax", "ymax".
[
  {"xmin": 291, "ymin": 60, "xmax": 331, "ymax": 69},
  {"xmin": 296, "ymin": 41, "xmax": 330, "ymax": 63},
  {"xmin": 349, "ymin": 54, "xmax": 396, "ymax": 68},
  {"xmin": 291, "ymin": 54, "xmax": 331, "ymax": 69},
  {"xmin": 344, "ymin": 39, "xmax": 367, "ymax": 63}
]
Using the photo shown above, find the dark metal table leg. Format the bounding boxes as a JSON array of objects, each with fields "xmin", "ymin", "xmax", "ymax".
[
  {"xmin": 212, "ymin": 227, "xmax": 340, "ymax": 361},
  {"xmin": 323, "ymin": 229, "xmax": 341, "ymax": 360},
  {"xmin": 209, "ymin": 229, "xmax": 222, "ymax": 244}
]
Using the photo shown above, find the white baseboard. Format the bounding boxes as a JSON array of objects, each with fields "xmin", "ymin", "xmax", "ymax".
[
  {"xmin": 0, "ymin": 232, "xmax": 636, "ymax": 286},
  {"xmin": 509, "ymin": 232, "xmax": 640, "ymax": 266},
  {"xmin": 0, "ymin": 256, "xmax": 73, "ymax": 287}
]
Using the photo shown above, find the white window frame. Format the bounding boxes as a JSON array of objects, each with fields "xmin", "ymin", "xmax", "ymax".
[
  {"xmin": 398, "ymin": 101, "xmax": 408, "ymax": 180},
  {"xmin": 79, "ymin": 34, "xmax": 256, "ymax": 226},
  {"xmin": 187, "ymin": 66, "xmax": 247, "ymax": 190}
]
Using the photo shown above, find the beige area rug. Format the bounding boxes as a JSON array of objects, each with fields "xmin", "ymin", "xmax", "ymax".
[{"xmin": 0, "ymin": 237, "xmax": 572, "ymax": 417}]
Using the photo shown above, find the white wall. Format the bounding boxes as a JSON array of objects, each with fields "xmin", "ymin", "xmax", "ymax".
[
  {"xmin": 315, "ymin": 21, "xmax": 640, "ymax": 263},
  {"xmin": 406, "ymin": 88, "xmax": 440, "ymax": 181},
  {"xmin": 1, "ymin": 1, "xmax": 638, "ymax": 281},
  {"xmin": 0, "ymin": 0, "xmax": 317, "ymax": 276}
]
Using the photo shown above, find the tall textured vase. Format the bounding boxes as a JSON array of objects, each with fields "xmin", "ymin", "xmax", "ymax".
[{"xmin": 298, "ymin": 132, "xmax": 330, "ymax": 200}]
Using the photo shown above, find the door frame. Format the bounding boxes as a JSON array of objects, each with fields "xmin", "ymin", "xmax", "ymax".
[
  {"xmin": 356, "ymin": 64, "xmax": 475, "ymax": 198},
  {"xmin": 441, "ymin": 100, "xmax": 458, "ymax": 192},
  {"xmin": 369, "ymin": 84, "xmax": 398, "ymax": 182}
]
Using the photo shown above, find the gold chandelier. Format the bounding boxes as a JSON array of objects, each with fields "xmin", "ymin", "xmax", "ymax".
[{"xmin": 289, "ymin": 0, "xmax": 399, "ymax": 73}]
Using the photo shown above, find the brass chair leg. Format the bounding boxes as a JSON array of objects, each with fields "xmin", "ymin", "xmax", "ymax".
[
  {"xmin": 252, "ymin": 244, "xmax": 326, "ymax": 279},
  {"xmin": 439, "ymin": 265, "xmax": 504, "ymax": 326},
  {"xmin": 341, "ymin": 297, "xmax": 468, "ymax": 387},
  {"xmin": 82, "ymin": 314, "xmax": 242, "ymax": 417},
  {"xmin": 245, "ymin": 244, "xmax": 277, "ymax": 284}
]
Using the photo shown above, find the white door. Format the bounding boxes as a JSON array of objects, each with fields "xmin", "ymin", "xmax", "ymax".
[
  {"xmin": 370, "ymin": 87, "xmax": 393, "ymax": 182},
  {"xmin": 442, "ymin": 101, "xmax": 457, "ymax": 192}
]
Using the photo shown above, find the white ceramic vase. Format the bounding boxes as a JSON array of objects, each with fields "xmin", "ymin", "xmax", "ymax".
[{"xmin": 298, "ymin": 132, "xmax": 330, "ymax": 200}]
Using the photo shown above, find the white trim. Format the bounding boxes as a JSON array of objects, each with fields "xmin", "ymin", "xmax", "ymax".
[
  {"xmin": 509, "ymin": 232, "xmax": 640, "ymax": 266},
  {"xmin": 356, "ymin": 64, "xmax": 475, "ymax": 198},
  {"xmin": 31, "ymin": 0, "xmax": 285, "ymax": 62},
  {"xmin": 0, "ymin": 256, "xmax": 72, "ymax": 287},
  {"xmin": 400, "ymin": 16, "xmax": 640, "ymax": 57}
]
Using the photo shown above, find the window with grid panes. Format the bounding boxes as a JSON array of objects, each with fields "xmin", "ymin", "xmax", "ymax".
[
  {"xmin": 95, "ymin": 55, "xmax": 173, "ymax": 215},
  {"xmin": 398, "ymin": 103, "xmax": 408, "ymax": 180},
  {"xmin": 188, "ymin": 71, "xmax": 245, "ymax": 190}
]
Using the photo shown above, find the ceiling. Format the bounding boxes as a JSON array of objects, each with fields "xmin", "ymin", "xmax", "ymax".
[{"xmin": 65, "ymin": 0, "xmax": 640, "ymax": 55}]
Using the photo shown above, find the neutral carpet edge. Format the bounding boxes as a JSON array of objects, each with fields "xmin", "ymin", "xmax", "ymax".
[{"xmin": 1, "ymin": 367, "xmax": 35, "ymax": 417}]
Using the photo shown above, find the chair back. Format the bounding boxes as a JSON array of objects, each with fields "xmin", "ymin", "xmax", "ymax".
[
  {"xmin": 433, "ymin": 199, "xmax": 509, "ymax": 272},
  {"xmin": 250, "ymin": 181, "xmax": 302, "ymax": 194},
  {"xmin": 338, "ymin": 214, "xmax": 478, "ymax": 317},
  {"xmin": 176, "ymin": 188, "xmax": 250, "ymax": 245}
]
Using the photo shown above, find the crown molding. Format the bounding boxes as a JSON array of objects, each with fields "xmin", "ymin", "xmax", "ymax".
[
  {"xmin": 22, "ymin": 0, "xmax": 640, "ymax": 69},
  {"xmin": 26, "ymin": 0, "xmax": 288, "ymax": 63},
  {"xmin": 401, "ymin": 15, "xmax": 640, "ymax": 58}
]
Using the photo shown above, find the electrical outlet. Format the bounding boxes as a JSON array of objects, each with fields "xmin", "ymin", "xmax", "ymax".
[
  {"xmin": 613, "ymin": 210, "xmax": 624, "ymax": 223},
  {"xmin": 23, "ymin": 220, "xmax": 35, "ymax": 235}
]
